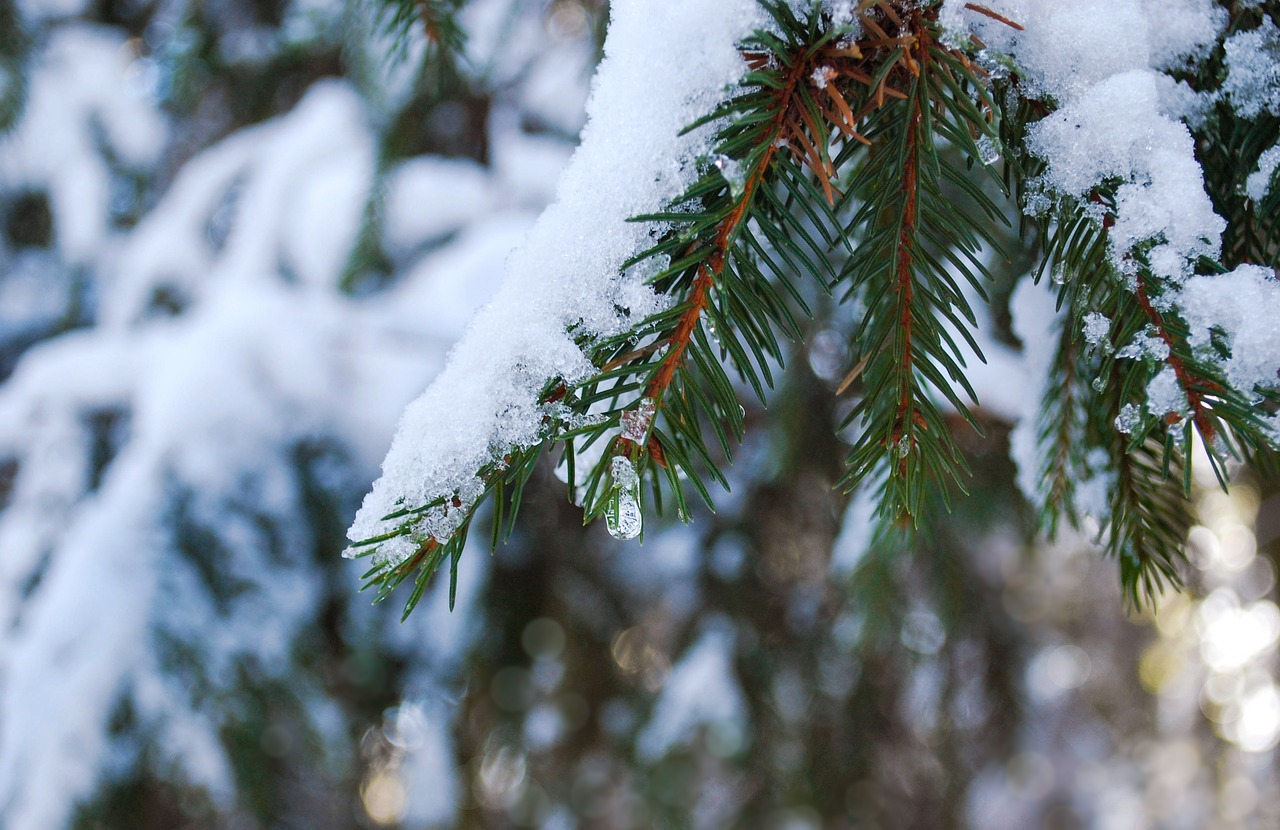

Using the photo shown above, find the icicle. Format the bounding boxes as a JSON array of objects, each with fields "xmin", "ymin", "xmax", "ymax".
[{"xmin": 605, "ymin": 456, "xmax": 643, "ymax": 540}]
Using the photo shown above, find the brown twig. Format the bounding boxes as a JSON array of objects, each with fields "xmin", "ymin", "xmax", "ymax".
[
  {"xmin": 1132, "ymin": 273, "xmax": 1219, "ymax": 442},
  {"xmin": 639, "ymin": 57, "xmax": 814, "ymax": 406},
  {"xmin": 887, "ymin": 28, "xmax": 931, "ymax": 476},
  {"xmin": 962, "ymin": 2, "xmax": 1025, "ymax": 31}
]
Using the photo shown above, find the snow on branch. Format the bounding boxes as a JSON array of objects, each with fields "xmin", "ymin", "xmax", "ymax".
[
  {"xmin": 952, "ymin": 0, "xmax": 1280, "ymax": 441},
  {"xmin": 347, "ymin": 0, "xmax": 763, "ymax": 565},
  {"xmin": 351, "ymin": 0, "xmax": 1280, "ymax": 613}
]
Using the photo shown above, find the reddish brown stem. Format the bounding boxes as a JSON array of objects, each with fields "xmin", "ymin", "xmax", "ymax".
[
  {"xmin": 1132, "ymin": 274, "xmax": 1218, "ymax": 443},
  {"xmin": 640, "ymin": 57, "xmax": 812, "ymax": 404},
  {"xmin": 889, "ymin": 31, "xmax": 928, "ymax": 475},
  {"xmin": 963, "ymin": 3, "xmax": 1025, "ymax": 31}
]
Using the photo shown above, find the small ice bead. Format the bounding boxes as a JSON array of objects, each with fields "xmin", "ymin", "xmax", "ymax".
[
  {"xmin": 1082, "ymin": 312, "xmax": 1112, "ymax": 349},
  {"xmin": 1114, "ymin": 403, "xmax": 1142, "ymax": 434},
  {"xmin": 606, "ymin": 489, "xmax": 643, "ymax": 541},
  {"xmin": 810, "ymin": 65, "xmax": 832, "ymax": 90},
  {"xmin": 976, "ymin": 135, "xmax": 1001, "ymax": 165},
  {"xmin": 713, "ymin": 154, "xmax": 746, "ymax": 198},
  {"xmin": 896, "ymin": 434, "xmax": 913, "ymax": 459}
]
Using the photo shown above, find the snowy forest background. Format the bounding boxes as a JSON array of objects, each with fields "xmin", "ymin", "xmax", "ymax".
[{"xmin": 0, "ymin": 0, "xmax": 1278, "ymax": 828}]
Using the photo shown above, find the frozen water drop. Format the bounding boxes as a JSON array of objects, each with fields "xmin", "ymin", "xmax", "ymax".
[
  {"xmin": 1114, "ymin": 403, "xmax": 1141, "ymax": 434},
  {"xmin": 976, "ymin": 135, "xmax": 1001, "ymax": 165},
  {"xmin": 713, "ymin": 154, "xmax": 746, "ymax": 199},
  {"xmin": 1082, "ymin": 312, "xmax": 1113, "ymax": 354},
  {"xmin": 606, "ymin": 487, "xmax": 643, "ymax": 540},
  {"xmin": 605, "ymin": 456, "xmax": 643, "ymax": 540},
  {"xmin": 610, "ymin": 455, "xmax": 640, "ymax": 490}
]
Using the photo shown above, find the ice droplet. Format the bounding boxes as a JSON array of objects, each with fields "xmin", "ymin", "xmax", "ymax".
[
  {"xmin": 976, "ymin": 135, "xmax": 1001, "ymax": 165},
  {"xmin": 896, "ymin": 434, "xmax": 913, "ymax": 458},
  {"xmin": 610, "ymin": 455, "xmax": 640, "ymax": 490},
  {"xmin": 605, "ymin": 456, "xmax": 643, "ymax": 540},
  {"xmin": 1082, "ymin": 312, "xmax": 1111, "ymax": 348},
  {"xmin": 713, "ymin": 154, "xmax": 746, "ymax": 199},
  {"xmin": 606, "ymin": 490, "xmax": 643, "ymax": 540},
  {"xmin": 1114, "ymin": 403, "xmax": 1142, "ymax": 434}
]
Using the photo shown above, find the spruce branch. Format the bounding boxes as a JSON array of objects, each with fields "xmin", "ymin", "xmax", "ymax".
[
  {"xmin": 354, "ymin": 1, "xmax": 1031, "ymax": 616},
  {"xmin": 1130, "ymin": 271, "xmax": 1222, "ymax": 445},
  {"xmin": 352, "ymin": 1, "xmax": 861, "ymax": 615},
  {"xmin": 373, "ymin": 0, "xmax": 467, "ymax": 62},
  {"xmin": 835, "ymin": 5, "xmax": 1008, "ymax": 523},
  {"xmin": 1036, "ymin": 316, "xmax": 1086, "ymax": 536},
  {"xmin": 612, "ymin": 34, "xmax": 823, "ymax": 462},
  {"xmin": 1107, "ymin": 433, "xmax": 1193, "ymax": 608},
  {"xmin": 1024, "ymin": 210, "xmax": 1199, "ymax": 602},
  {"xmin": 560, "ymin": 1, "xmax": 930, "ymax": 537},
  {"xmin": 1093, "ymin": 304, "xmax": 1196, "ymax": 605},
  {"xmin": 352, "ymin": 0, "xmax": 1280, "ymax": 618},
  {"xmin": 1200, "ymin": 109, "xmax": 1280, "ymax": 270}
]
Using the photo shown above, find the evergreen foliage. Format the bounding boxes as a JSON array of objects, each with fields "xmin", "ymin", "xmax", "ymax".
[
  {"xmin": 354, "ymin": 0, "xmax": 1280, "ymax": 618},
  {"xmin": 3, "ymin": 0, "xmax": 1280, "ymax": 825}
]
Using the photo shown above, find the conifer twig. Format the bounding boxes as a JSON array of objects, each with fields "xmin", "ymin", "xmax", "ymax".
[
  {"xmin": 636, "ymin": 57, "xmax": 813, "ymax": 426},
  {"xmin": 1131, "ymin": 272, "xmax": 1219, "ymax": 442}
]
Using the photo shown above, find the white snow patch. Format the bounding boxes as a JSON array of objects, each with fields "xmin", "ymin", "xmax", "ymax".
[
  {"xmin": 1145, "ymin": 365, "xmax": 1187, "ymax": 419},
  {"xmin": 0, "ymin": 26, "xmax": 166, "ymax": 264},
  {"xmin": 943, "ymin": 1, "xmax": 1226, "ymax": 284},
  {"xmin": 1223, "ymin": 19, "xmax": 1280, "ymax": 120},
  {"xmin": 1178, "ymin": 265, "xmax": 1280, "ymax": 399},
  {"xmin": 1246, "ymin": 143, "xmax": 1280, "ymax": 203}
]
